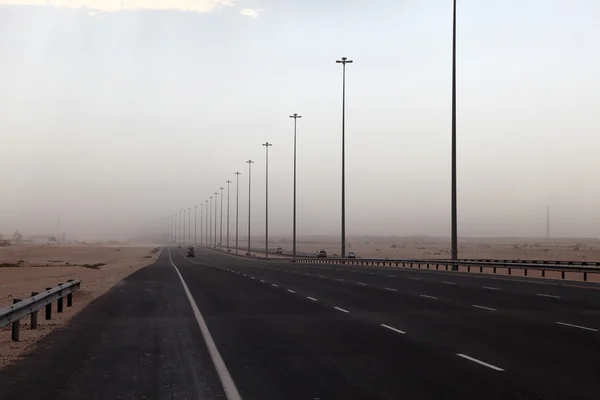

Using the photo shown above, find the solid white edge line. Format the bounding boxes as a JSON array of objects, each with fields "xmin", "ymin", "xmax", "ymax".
[
  {"xmin": 334, "ymin": 306, "xmax": 350, "ymax": 313},
  {"xmin": 457, "ymin": 353, "xmax": 504, "ymax": 371},
  {"xmin": 168, "ymin": 249, "xmax": 242, "ymax": 400},
  {"xmin": 307, "ymin": 296, "xmax": 318, "ymax": 301},
  {"xmin": 537, "ymin": 293, "xmax": 561, "ymax": 299},
  {"xmin": 380, "ymin": 324, "xmax": 406, "ymax": 334},
  {"xmin": 472, "ymin": 304, "xmax": 497, "ymax": 311},
  {"xmin": 420, "ymin": 294, "xmax": 437, "ymax": 299},
  {"xmin": 556, "ymin": 321, "xmax": 598, "ymax": 332}
]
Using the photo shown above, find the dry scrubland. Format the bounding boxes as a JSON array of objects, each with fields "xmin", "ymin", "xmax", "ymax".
[
  {"xmin": 250, "ymin": 235, "xmax": 600, "ymax": 261},
  {"xmin": 0, "ymin": 244, "xmax": 159, "ymax": 369}
]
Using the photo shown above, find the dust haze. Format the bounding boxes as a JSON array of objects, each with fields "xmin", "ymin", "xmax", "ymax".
[{"xmin": 1, "ymin": 0, "xmax": 599, "ymax": 245}]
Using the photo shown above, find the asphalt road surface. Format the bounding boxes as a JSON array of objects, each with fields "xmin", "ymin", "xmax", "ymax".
[{"xmin": 2, "ymin": 247, "xmax": 600, "ymax": 399}]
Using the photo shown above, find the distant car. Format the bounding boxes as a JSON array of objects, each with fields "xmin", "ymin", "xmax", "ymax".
[
  {"xmin": 275, "ymin": 247, "xmax": 283, "ymax": 254},
  {"xmin": 346, "ymin": 251, "xmax": 356, "ymax": 259},
  {"xmin": 186, "ymin": 246, "xmax": 195, "ymax": 257},
  {"xmin": 317, "ymin": 249, "xmax": 327, "ymax": 258},
  {"xmin": 178, "ymin": 245, "xmax": 182, "ymax": 249}
]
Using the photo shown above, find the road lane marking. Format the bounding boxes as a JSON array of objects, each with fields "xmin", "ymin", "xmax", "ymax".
[
  {"xmin": 457, "ymin": 354, "xmax": 504, "ymax": 371},
  {"xmin": 420, "ymin": 294, "xmax": 437, "ymax": 300},
  {"xmin": 272, "ymin": 284, "xmax": 279, "ymax": 287},
  {"xmin": 472, "ymin": 305, "xmax": 497, "ymax": 312},
  {"xmin": 260, "ymin": 280, "xmax": 265, "ymax": 283},
  {"xmin": 251, "ymin": 277, "xmax": 256, "ymax": 280},
  {"xmin": 381, "ymin": 324, "xmax": 406, "ymax": 334},
  {"xmin": 483, "ymin": 286, "xmax": 499, "ymax": 290},
  {"xmin": 411, "ymin": 277, "xmax": 422, "ymax": 281},
  {"xmin": 385, "ymin": 287, "xmax": 398, "ymax": 292},
  {"xmin": 335, "ymin": 278, "xmax": 345, "ymax": 282},
  {"xmin": 357, "ymin": 282, "xmax": 367, "ymax": 286},
  {"xmin": 307, "ymin": 296, "xmax": 318, "ymax": 301},
  {"xmin": 168, "ymin": 250, "xmax": 243, "ymax": 400},
  {"xmin": 537, "ymin": 293, "xmax": 561, "ymax": 299},
  {"xmin": 287, "ymin": 289, "xmax": 295, "ymax": 293},
  {"xmin": 556, "ymin": 322, "xmax": 598, "ymax": 332},
  {"xmin": 443, "ymin": 281, "xmax": 456, "ymax": 285},
  {"xmin": 334, "ymin": 307, "xmax": 350, "ymax": 313}
]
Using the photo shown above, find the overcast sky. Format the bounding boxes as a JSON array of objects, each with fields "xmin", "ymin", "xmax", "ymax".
[{"xmin": 0, "ymin": 0, "xmax": 599, "ymax": 240}]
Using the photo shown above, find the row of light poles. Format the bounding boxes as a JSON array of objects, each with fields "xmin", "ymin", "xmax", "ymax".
[{"xmin": 156, "ymin": 9, "xmax": 459, "ymax": 260}]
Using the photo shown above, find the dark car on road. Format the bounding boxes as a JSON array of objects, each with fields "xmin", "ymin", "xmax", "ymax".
[
  {"xmin": 186, "ymin": 246, "xmax": 195, "ymax": 257},
  {"xmin": 317, "ymin": 249, "xmax": 327, "ymax": 258}
]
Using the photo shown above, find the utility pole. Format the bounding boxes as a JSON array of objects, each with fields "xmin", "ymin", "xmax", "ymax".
[
  {"xmin": 451, "ymin": 0, "xmax": 458, "ymax": 261},
  {"xmin": 214, "ymin": 192, "xmax": 218, "ymax": 247},
  {"xmin": 209, "ymin": 197, "xmax": 213, "ymax": 247},
  {"xmin": 194, "ymin": 205, "xmax": 197, "ymax": 245},
  {"xmin": 219, "ymin": 187, "xmax": 224, "ymax": 250},
  {"xmin": 188, "ymin": 207, "xmax": 191, "ymax": 245}
]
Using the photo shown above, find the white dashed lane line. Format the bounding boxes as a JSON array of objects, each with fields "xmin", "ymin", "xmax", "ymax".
[
  {"xmin": 537, "ymin": 293, "xmax": 561, "ymax": 299},
  {"xmin": 411, "ymin": 277, "xmax": 422, "ymax": 281},
  {"xmin": 556, "ymin": 322, "xmax": 598, "ymax": 332},
  {"xmin": 483, "ymin": 286, "xmax": 499, "ymax": 290},
  {"xmin": 287, "ymin": 289, "xmax": 296, "ymax": 293},
  {"xmin": 272, "ymin": 284, "xmax": 279, "ymax": 287},
  {"xmin": 307, "ymin": 296, "xmax": 318, "ymax": 302},
  {"xmin": 260, "ymin": 280, "xmax": 265, "ymax": 283},
  {"xmin": 251, "ymin": 277, "xmax": 256, "ymax": 280},
  {"xmin": 472, "ymin": 304, "xmax": 497, "ymax": 312},
  {"xmin": 357, "ymin": 282, "xmax": 367, "ymax": 286},
  {"xmin": 443, "ymin": 281, "xmax": 456, "ymax": 285},
  {"xmin": 384, "ymin": 287, "xmax": 398, "ymax": 292},
  {"xmin": 457, "ymin": 354, "xmax": 504, "ymax": 371},
  {"xmin": 381, "ymin": 324, "xmax": 406, "ymax": 335},
  {"xmin": 334, "ymin": 307, "xmax": 350, "ymax": 313},
  {"xmin": 420, "ymin": 294, "xmax": 438, "ymax": 300}
]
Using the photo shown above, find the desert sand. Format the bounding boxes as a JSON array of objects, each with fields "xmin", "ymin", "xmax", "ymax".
[{"xmin": 0, "ymin": 244, "xmax": 159, "ymax": 370}]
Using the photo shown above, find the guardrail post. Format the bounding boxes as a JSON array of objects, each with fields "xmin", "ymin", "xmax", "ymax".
[
  {"xmin": 12, "ymin": 299, "xmax": 21, "ymax": 341},
  {"xmin": 524, "ymin": 269, "xmax": 528, "ymax": 276},
  {"xmin": 561, "ymin": 271, "xmax": 565, "ymax": 280},
  {"xmin": 45, "ymin": 288, "xmax": 52, "ymax": 320},
  {"xmin": 480, "ymin": 266, "xmax": 483, "ymax": 273},
  {"xmin": 67, "ymin": 280, "xmax": 74, "ymax": 307},
  {"xmin": 541, "ymin": 269, "xmax": 545, "ymax": 277},
  {"xmin": 30, "ymin": 292, "xmax": 38, "ymax": 329},
  {"xmin": 493, "ymin": 267, "xmax": 497, "ymax": 274},
  {"xmin": 57, "ymin": 283, "xmax": 64, "ymax": 313},
  {"xmin": 508, "ymin": 268, "xmax": 511, "ymax": 275},
  {"xmin": 583, "ymin": 272, "xmax": 587, "ymax": 282}
]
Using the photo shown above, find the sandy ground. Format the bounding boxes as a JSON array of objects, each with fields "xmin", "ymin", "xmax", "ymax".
[{"xmin": 0, "ymin": 245, "xmax": 159, "ymax": 370}]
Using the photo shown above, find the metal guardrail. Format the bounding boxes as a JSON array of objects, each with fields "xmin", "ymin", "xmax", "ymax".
[
  {"xmin": 264, "ymin": 257, "xmax": 600, "ymax": 282},
  {"xmin": 0, "ymin": 279, "xmax": 81, "ymax": 341}
]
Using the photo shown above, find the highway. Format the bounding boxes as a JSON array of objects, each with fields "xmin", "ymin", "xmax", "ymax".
[{"xmin": 2, "ymin": 247, "xmax": 600, "ymax": 399}]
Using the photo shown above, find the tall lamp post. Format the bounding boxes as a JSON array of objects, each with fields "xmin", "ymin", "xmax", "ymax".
[
  {"xmin": 188, "ymin": 207, "xmax": 191, "ymax": 245},
  {"xmin": 246, "ymin": 160, "xmax": 254, "ymax": 255},
  {"xmin": 183, "ymin": 209, "xmax": 186, "ymax": 244},
  {"xmin": 214, "ymin": 192, "xmax": 218, "ymax": 248},
  {"xmin": 289, "ymin": 113, "xmax": 302, "ymax": 259},
  {"xmin": 336, "ymin": 56, "xmax": 353, "ymax": 259},
  {"xmin": 209, "ymin": 197, "xmax": 213, "ymax": 247},
  {"xmin": 194, "ymin": 206, "xmax": 197, "ymax": 245},
  {"xmin": 226, "ymin": 180, "xmax": 232, "ymax": 252},
  {"xmin": 234, "ymin": 172, "xmax": 241, "ymax": 253},
  {"xmin": 262, "ymin": 142, "xmax": 272, "ymax": 258},
  {"xmin": 219, "ymin": 187, "xmax": 224, "ymax": 250},
  {"xmin": 199, "ymin": 204, "xmax": 203, "ymax": 245},
  {"xmin": 451, "ymin": 0, "xmax": 458, "ymax": 262}
]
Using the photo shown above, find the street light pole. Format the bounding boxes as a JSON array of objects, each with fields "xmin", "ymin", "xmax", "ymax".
[
  {"xmin": 183, "ymin": 209, "xmax": 186, "ymax": 244},
  {"xmin": 194, "ymin": 206, "xmax": 197, "ymax": 245},
  {"xmin": 219, "ymin": 187, "xmax": 224, "ymax": 250},
  {"xmin": 179, "ymin": 211, "xmax": 183, "ymax": 244},
  {"xmin": 188, "ymin": 207, "xmax": 191, "ymax": 245},
  {"xmin": 336, "ymin": 56, "xmax": 353, "ymax": 259},
  {"xmin": 289, "ymin": 113, "xmax": 302, "ymax": 259},
  {"xmin": 209, "ymin": 197, "xmax": 213, "ymax": 247},
  {"xmin": 214, "ymin": 192, "xmax": 218, "ymax": 248},
  {"xmin": 451, "ymin": 0, "xmax": 458, "ymax": 261},
  {"xmin": 226, "ymin": 180, "xmax": 232, "ymax": 252},
  {"xmin": 234, "ymin": 172, "xmax": 241, "ymax": 254},
  {"xmin": 262, "ymin": 142, "xmax": 272, "ymax": 258},
  {"xmin": 246, "ymin": 160, "xmax": 254, "ymax": 255},
  {"xmin": 205, "ymin": 200, "xmax": 209, "ymax": 246},
  {"xmin": 199, "ymin": 204, "xmax": 203, "ymax": 245}
]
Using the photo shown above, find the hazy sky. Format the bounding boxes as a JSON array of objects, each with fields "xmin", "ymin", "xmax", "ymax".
[{"xmin": 1, "ymin": 0, "xmax": 599, "ymax": 240}]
